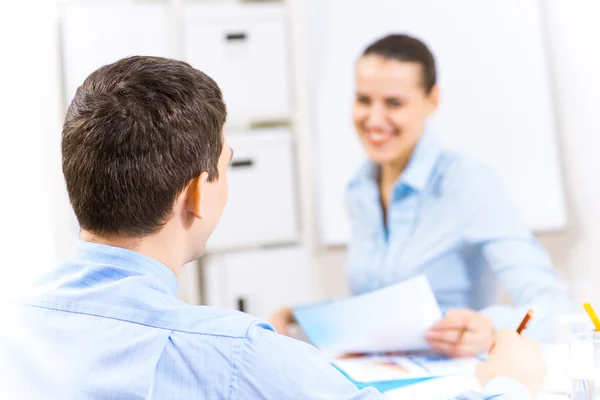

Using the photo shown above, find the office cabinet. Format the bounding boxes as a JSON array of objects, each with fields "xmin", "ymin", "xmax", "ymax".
[
  {"xmin": 207, "ymin": 128, "xmax": 299, "ymax": 251},
  {"xmin": 203, "ymin": 246, "xmax": 313, "ymax": 320},
  {"xmin": 183, "ymin": 4, "xmax": 291, "ymax": 123}
]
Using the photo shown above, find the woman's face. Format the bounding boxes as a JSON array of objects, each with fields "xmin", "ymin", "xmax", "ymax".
[{"xmin": 353, "ymin": 55, "xmax": 439, "ymax": 167}]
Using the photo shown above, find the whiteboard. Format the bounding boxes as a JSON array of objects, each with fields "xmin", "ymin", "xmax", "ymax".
[{"xmin": 309, "ymin": 0, "xmax": 567, "ymax": 246}]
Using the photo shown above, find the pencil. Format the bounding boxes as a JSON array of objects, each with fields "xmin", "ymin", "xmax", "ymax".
[
  {"xmin": 583, "ymin": 303, "xmax": 600, "ymax": 332},
  {"xmin": 487, "ymin": 308, "xmax": 535, "ymax": 354},
  {"xmin": 516, "ymin": 308, "xmax": 534, "ymax": 334}
]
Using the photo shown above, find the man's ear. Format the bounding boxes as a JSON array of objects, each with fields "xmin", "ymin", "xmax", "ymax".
[{"xmin": 185, "ymin": 172, "xmax": 209, "ymax": 219}]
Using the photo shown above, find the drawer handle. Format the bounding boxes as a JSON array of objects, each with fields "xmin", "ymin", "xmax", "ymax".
[
  {"xmin": 237, "ymin": 297, "xmax": 246, "ymax": 313},
  {"xmin": 230, "ymin": 159, "xmax": 254, "ymax": 168},
  {"xmin": 226, "ymin": 32, "xmax": 247, "ymax": 41}
]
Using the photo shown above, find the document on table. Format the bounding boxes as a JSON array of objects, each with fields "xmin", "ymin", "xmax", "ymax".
[
  {"xmin": 293, "ymin": 275, "xmax": 443, "ymax": 353},
  {"xmin": 333, "ymin": 355, "xmax": 480, "ymax": 382}
]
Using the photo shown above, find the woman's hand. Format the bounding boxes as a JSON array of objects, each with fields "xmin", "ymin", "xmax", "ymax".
[
  {"xmin": 425, "ymin": 309, "xmax": 494, "ymax": 357},
  {"xmin": 269, "ymin": 307, "xmax": 294, "ymax": 336}
]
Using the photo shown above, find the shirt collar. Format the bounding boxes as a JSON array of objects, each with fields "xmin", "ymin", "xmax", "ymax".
[
  {"xmin": 400, "ymin": 131, "xmax": 441, "ymax": 192},
  {"xmin": 349, "ymin": 131, "xmax": 441, "ymax": 193},
  {"xmin": 72, "ymin": 240, "xmax": 179, "ymax": 297}
]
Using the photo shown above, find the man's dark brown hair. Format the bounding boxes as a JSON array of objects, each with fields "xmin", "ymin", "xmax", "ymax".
[{"xmin": 62, "ymin": 56, "xmax": 227, "ymax": 237}]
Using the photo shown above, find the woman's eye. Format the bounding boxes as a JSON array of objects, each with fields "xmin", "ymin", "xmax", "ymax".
[
  {"xmin": 356, "ymin": 96, "xmax": 370, "ymax": 105},
  {"xmin": 386, "ymin": 99, "xmax": 402, "ymax": 108}
]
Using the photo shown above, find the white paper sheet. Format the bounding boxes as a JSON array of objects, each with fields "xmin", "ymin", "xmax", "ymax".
[{"xmin": 293, "ymin": 275, "xmax": 443, "ymax": 353}]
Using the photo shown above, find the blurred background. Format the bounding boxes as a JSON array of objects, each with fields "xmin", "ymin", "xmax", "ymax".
[{"xmin": 1, "ymin": 0, "xmax": 599, "ymax": 319}]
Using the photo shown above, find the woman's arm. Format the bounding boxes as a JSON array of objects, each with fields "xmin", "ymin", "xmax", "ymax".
[
  {"xmin": 464, "ymin": 165, "xmax": 574, "ymax": 340},
  {"xmin": 479, "ymin": 237, "xmax": 573, "ymax": 339}
]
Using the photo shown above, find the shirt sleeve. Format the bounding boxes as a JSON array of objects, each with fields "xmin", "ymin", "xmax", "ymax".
[
  {"xmin": 461, "ymin": 164, "xmax": 574, "ymax": 339},
  {"xmin": 480, "ymin": 377, "xmax": 532, "ymax": 399},
  {"xmin": 235, "ymin": 322, "xmax": 383, "ymax": 399},
  {"xmin": 449, "ymin": 377, "xmax": 532, "ymax": 400}
]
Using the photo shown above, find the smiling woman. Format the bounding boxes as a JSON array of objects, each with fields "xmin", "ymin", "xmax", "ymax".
[
  {"xmin": 344, "ymin": 34, "xmax": 571, "ymax": 356},
  {"xmin": 272, "ymin": 34, "xmax": 573, "ymax": 358}
]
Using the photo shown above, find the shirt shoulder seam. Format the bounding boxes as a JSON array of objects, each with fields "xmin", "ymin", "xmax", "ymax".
[
  {"xmin": 14, "ymin": 302, "xmax": 254, "ymax": 340},
  {"xmin": 227, "ymin": 323, "xmax": 256, "ymax": 400}
]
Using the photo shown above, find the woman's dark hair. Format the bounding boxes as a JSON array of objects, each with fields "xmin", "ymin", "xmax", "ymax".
[{"xmin": 363, "ymin": 34, "xmax": 437, "ymax": 93}]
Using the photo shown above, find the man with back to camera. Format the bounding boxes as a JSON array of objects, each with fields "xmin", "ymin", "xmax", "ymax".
[{"xmin": 0, "ymin": 56, "xmax": 546, "ymax": 399}]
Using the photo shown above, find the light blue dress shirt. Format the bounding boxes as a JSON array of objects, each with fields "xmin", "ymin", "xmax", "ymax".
[
  {"xmin": 346, "ymin": 132, "xmax": 573, "ymax": 338},
  {"xmin": 0, "ymin": 241, "xmax": 531, "ymax": 399}
]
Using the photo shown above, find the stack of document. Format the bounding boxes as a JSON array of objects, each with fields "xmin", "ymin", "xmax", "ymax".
[
  {"xmin": 293, "ymin": 275, "xmax": 480, "ymax": 391},
  {"xmin": 333, "ymin": 355, "xmax": 480, "ymax": 392}
]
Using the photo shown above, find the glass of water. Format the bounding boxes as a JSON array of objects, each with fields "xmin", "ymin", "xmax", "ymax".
[
  {"xmin": 569, "ymin": 332, "xmax": 600, "ymax": 399},
  {"xmin": 555, "ymin": 313, "xmax": 595, "ymax": 344}
]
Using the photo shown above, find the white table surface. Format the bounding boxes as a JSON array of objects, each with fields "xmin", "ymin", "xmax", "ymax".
[
  {"xmin": 383, "ymin": 344, "xmax": 570, "ymax": 399},
  {"xmin": 383, "ymin": 375, "xmax": 566, "ymax": 400}
]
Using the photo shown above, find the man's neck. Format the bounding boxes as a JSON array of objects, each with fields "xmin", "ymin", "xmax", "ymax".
[{"xmin": 80, "ymin": 229, "xmax": 184, "ymax": 276}]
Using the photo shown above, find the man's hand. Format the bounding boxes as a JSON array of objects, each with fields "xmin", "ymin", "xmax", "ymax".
[{"xmin": 476, "ymin": 329, "xmax": 547, "ymax": 397}]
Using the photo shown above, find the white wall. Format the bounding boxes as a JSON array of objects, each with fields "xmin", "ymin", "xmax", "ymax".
[
  {"xmin": 309, "ymin": 0, "xmax": 600, "ymax": 304},
  {"xmin": 536, "ymin": 0, "xmax": 600, "ymax": 302},
  {"xmin": 0, "ymin": 0, "xmax": 63, "ymax": 303}
]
